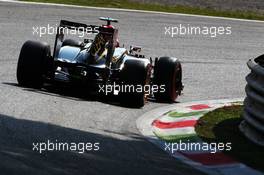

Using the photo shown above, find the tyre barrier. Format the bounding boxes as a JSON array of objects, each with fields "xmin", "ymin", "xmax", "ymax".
[{"xmin": 239, "ymin": 55, "xmax": 264, "ymax": 146}]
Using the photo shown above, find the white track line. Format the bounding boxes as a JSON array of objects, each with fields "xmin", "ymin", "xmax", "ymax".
[{"xmin": 1, "ymin": 0, "xmax": 264, "ymax": 23}]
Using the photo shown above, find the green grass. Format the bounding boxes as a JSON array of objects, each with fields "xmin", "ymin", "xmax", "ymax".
[
  {"xmin": 195, "ymin": 105, "xmax": 264, "ymax": 172},
  {"xmin": 153, "ymin": 132, "xmax": 199, "ymax": 143},
  {"xmin": 22, "ymin": 0, "xmax": 264, "ymax": 21}
]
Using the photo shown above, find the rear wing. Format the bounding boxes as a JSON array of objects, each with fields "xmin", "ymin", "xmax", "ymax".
[
  {"xmin": 53, "ymin": 20, "xmax": 99, "ymax": 59},
  {"xmin": 59, "ymin": 20, "xmax": 99, "ymax": 33},
  {"xmin": 53, "ymin": 20, "xmax": 118, "ymax": 61},
  {"xmin": 58, "ymin": 20, "xmax": 117, "ymax": 35}
]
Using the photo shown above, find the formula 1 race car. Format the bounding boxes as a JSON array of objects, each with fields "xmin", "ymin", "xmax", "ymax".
[{"xmin": 17, "ymin": 17, "xmax": 183, "ymax": 107}]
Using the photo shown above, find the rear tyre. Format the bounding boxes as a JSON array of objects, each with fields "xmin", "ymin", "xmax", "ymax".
[
  {"xmin": 17, "ymin": 40, "xmax": 52, "ymax": 88},
  {"xmin": 153, "ymin": 57, "xmax": 183, "ymax": 102},
  {"xmin": 119, "ymin": 59, "xmax": 151, "ymax": 107}
]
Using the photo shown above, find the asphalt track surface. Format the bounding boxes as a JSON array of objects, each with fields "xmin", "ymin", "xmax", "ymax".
[{"xmin": 0, "ymin": 1, "xmax": 264, "ymax": 175}]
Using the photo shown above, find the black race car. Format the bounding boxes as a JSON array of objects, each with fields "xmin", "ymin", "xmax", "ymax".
[{"xmin": 17, "ymin": 17, "xmax": 183, "ymax": 107}]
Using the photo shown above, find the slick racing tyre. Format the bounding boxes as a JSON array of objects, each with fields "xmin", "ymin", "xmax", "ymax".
[
  {"xmin": 17, "ymin": 40, "xmax": 52, "ymax": 88},
  {"xmin": 154, "ymin": 57, "xmax": 182, "ymax": 102},
  {"xmin": 119, "ymin": 59, "xmax": 151, "ymax": 108}
]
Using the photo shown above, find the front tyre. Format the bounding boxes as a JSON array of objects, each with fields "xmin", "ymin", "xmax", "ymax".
[
  {"xmin": 119, "ymin": 59, "xmax": 151, "ymax": 108},
  {"xmin": 17, "ymin": 40, "xmax": 52, "ymax": 88},
  {"xmin": 154, "ymin": 57, "xmax": 183, "ymax": 102}
]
